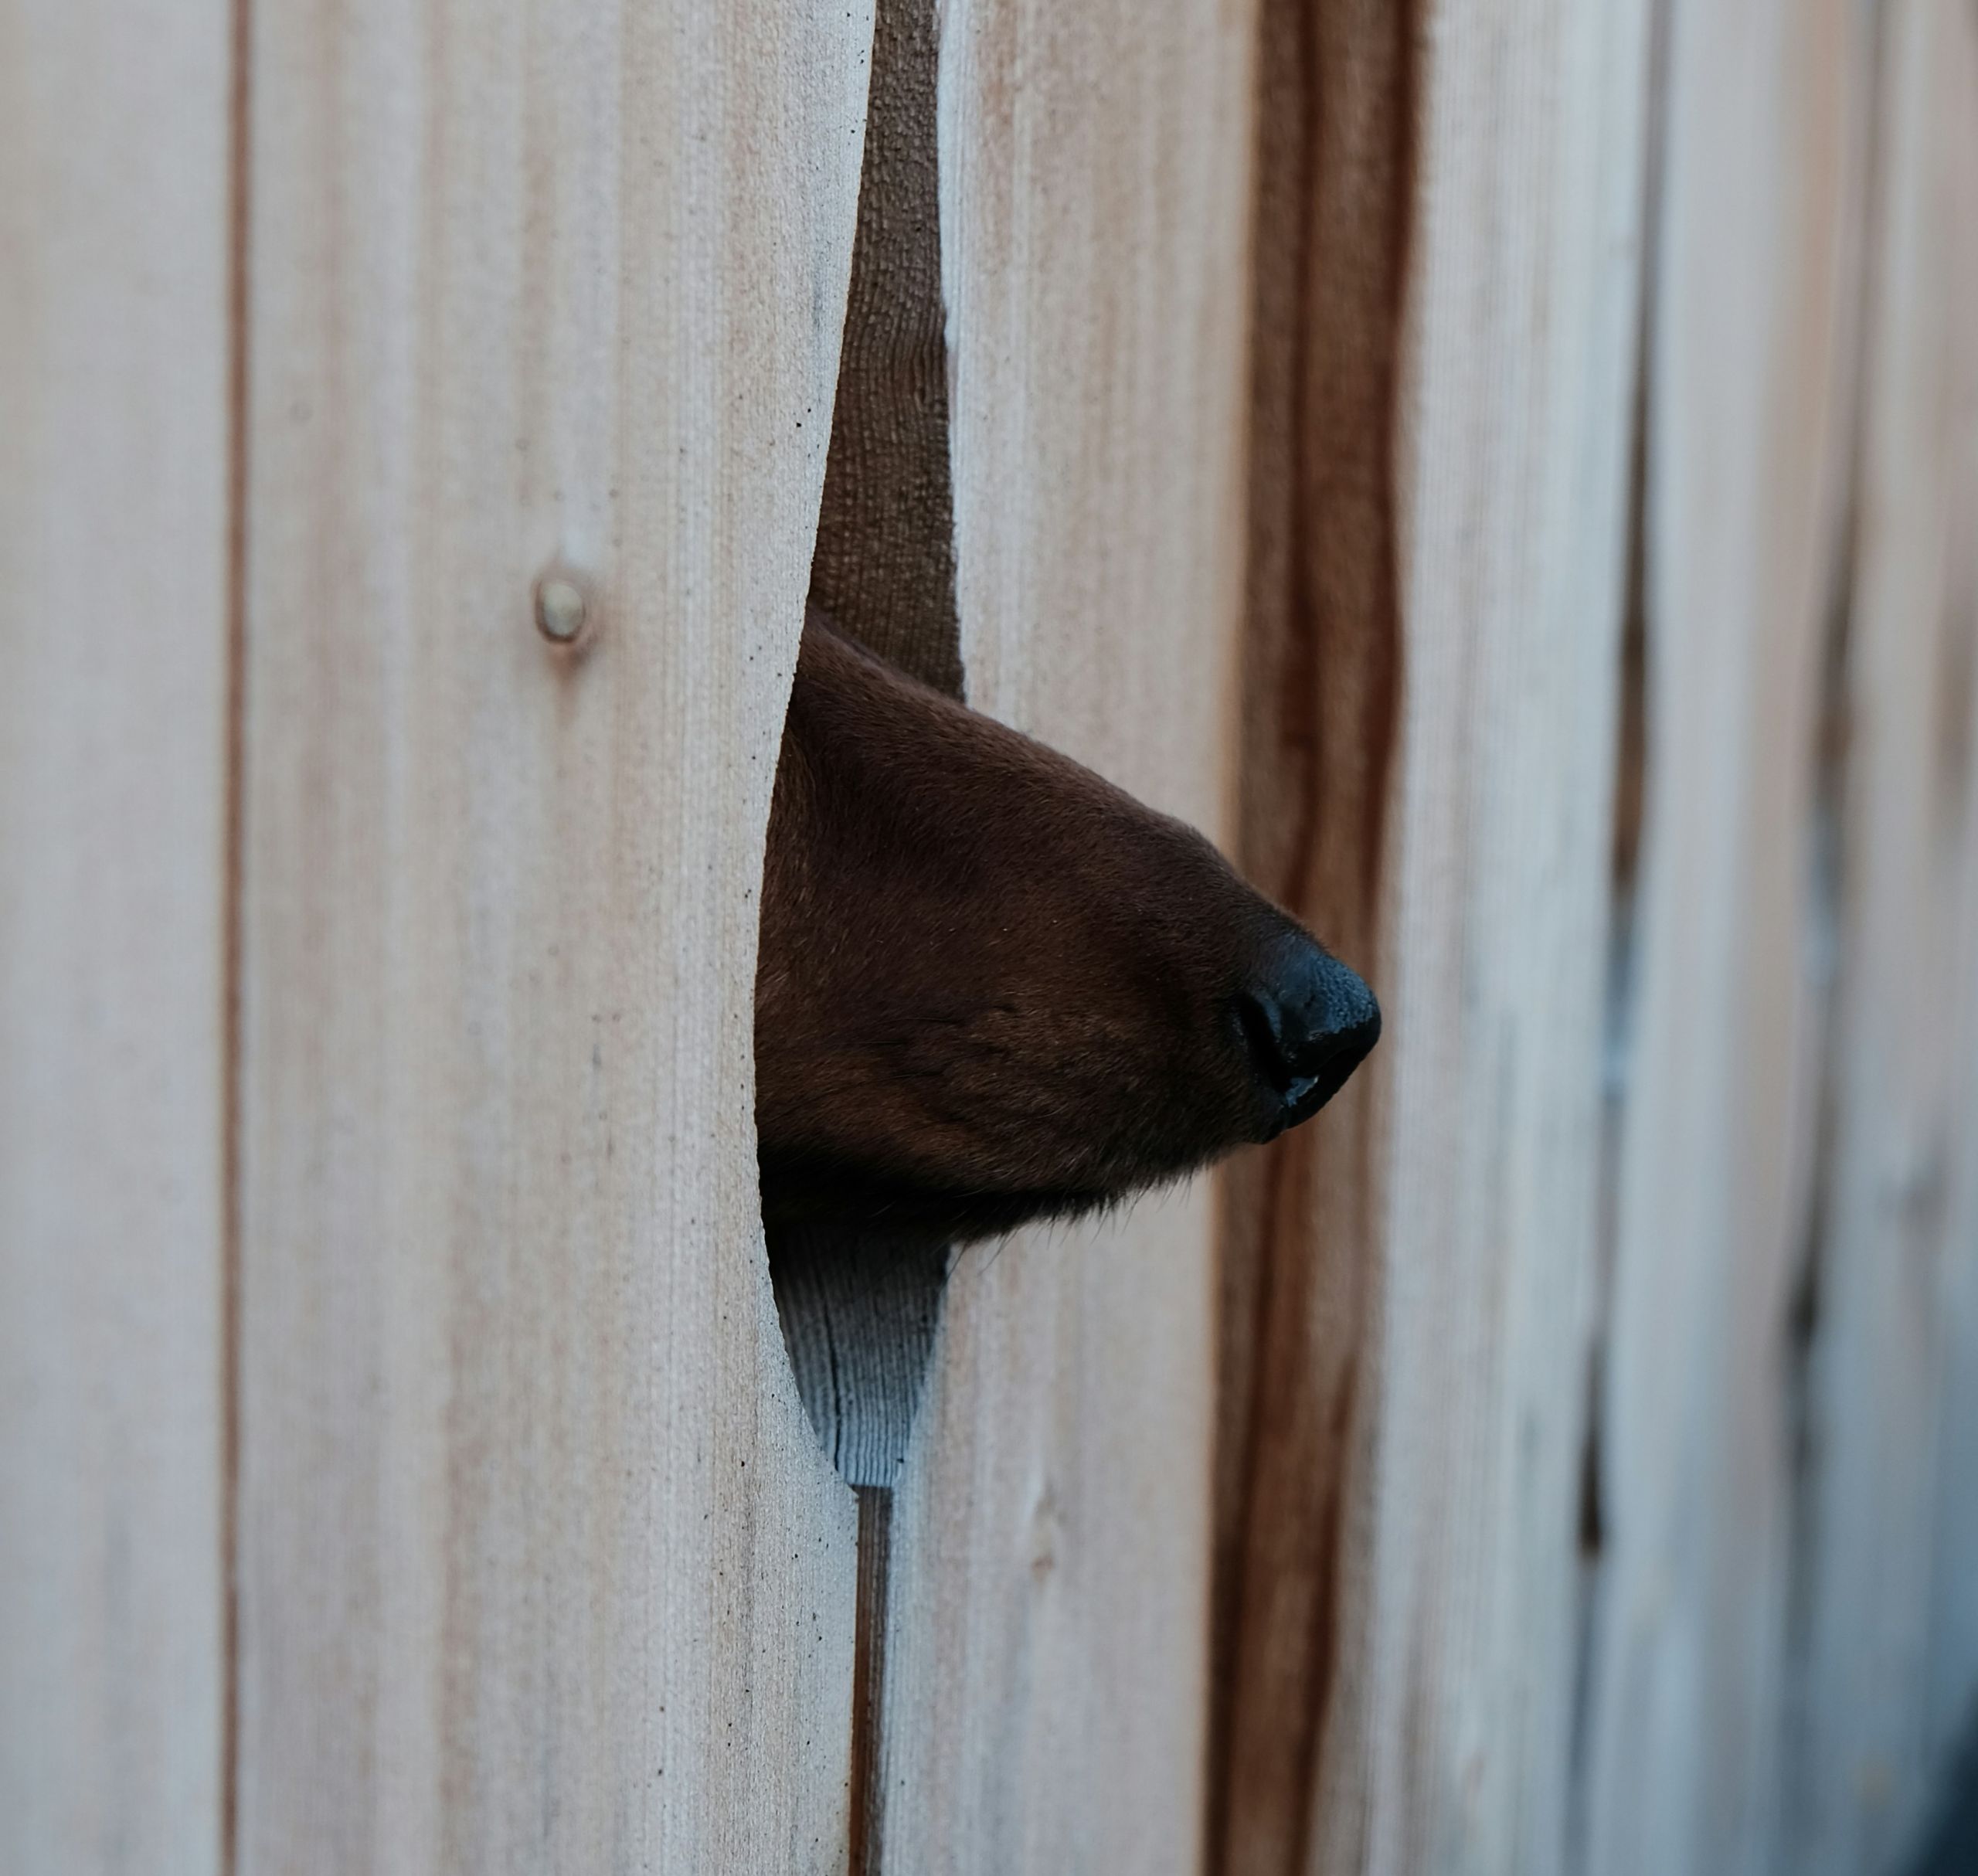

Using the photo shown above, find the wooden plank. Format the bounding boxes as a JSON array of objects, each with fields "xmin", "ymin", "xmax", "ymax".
[
  {"xmin": 0, "ymin": 5, "xmax": 232, "ymax": 1872},
  {"xmin": 1577, "ymin": 2, "xmax": 1878, "ymax": 1871},
  {"xmin": 1211, "ymin": 3, "xmax": 1653, "ymax": 1871},
  {"xmin": 1783, "ymin": 5, "xmax": 1978, "ymax": 1869},
  {"xmin": 232, "ymin": 2, "xmax": 872, "ymax": 1866},
  {"xmin": 871, "ymin": 0, "xmax": 1261, "ymax": 1865},
  {"xmin": 1310, "ymin": 8, "xmax": 1653, "ymax": 1872},
  {"xmin": 1212, "ymin": 4, "xmax": 1415, "ymax": 1864}
]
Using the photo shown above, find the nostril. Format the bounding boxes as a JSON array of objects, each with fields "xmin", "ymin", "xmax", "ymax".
[
  {"xmin": 1236, "ymin": 941, "xmax": 1382, "ymax": 1131},
  {"xmin": 1235, "ymin": 985, "xmax": 1296, "ymax": 1089}
]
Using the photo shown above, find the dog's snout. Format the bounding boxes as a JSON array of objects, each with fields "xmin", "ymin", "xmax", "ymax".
[{"xmin": 1235, "ymin": 936, "xmax": 1382, "ymax": 1137}]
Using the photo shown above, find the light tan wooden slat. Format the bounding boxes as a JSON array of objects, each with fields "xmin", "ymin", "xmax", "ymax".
[
  {"xmin": 1212, "ymin": 4, "xmax": 1414, "ymax": 1864},
  {"xmin": 870, "ymin": 0, "xmax": 1260, "ymax": 1866},
  {"xmin": 1211, "ymin": 2, "xmax": 1653, "ymax": 1868},
  {"xmin": 1785, "ymin": 5, "xmax": 1978, "ymax": 1869},
  {"xmin": 1285, "ymin": 7, "xmax": 1654, "ymax": 1872},
  {"xmin": 1579, "ymin": 3, "xmax": 1878, "ymax": 1871},
  {"xmin": 0, "ymin": 4, "xmax": 231, "ymax": 1871},
  {"xmin": 233, "ymin": 2, "xmax": 871, "ymax": 1866},
  {"xmin": 1213, "ymin": 6, "xmax": 1657, "ymax": 1868}
]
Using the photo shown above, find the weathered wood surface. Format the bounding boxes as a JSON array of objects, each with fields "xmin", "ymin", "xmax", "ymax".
[
  {"xmin": 1212, "ymin": 4, "xmax": 1415, "ymax": 1864},
  {"xmin": 869, "ymin": 0, "xmax": 1260, "ymax": 1867},
  {"xmin": 1785, "ymin": 5, "xmax": 1978, "ymax": 1871},
  {"xmin": 1214, "ymin": 3, "xmax": 1653, "ymax": 1871},
  {"xmin": 8, "ymin": 1, "xmax": 1976, "ymax": 1870},
  {"xmin": 1579, "ymin": 2, "xmax": 1880, "ymax": 1870},
  {"xmin": 0, "ymin": 4, "xmax": 232, "ymax": 1871},
  {"xmin": 232, "ymin": 2, "xmax": 872, "ymax": 1868}
]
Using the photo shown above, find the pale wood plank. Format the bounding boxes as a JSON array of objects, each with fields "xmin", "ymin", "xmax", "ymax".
[
  {"xmin": 872, "ymin": 0, "xmax": 1261, "ymax": 1865},
  {"xmin": 1784, "ymin": 5, "xmax": 1978, "ymax": 1869},
  {"xmin": 0, "ymin": 4, "xmax": 232, "ymax": 1871},
  {"xmin": 1579, "ymin": 3, "xmax": 1879, "ymax": 1871},
  {"xmin": 1294, "ymin": 8, "xmax": 1655, "ymax": 1872},
  {"xmin": 1212, "ymin": 5, "xmax": 1416, "ymax": 1864},
  {"xmin": 1210, "ymin": 3, "xmax": 1653, "ymax": 1870},
  {"xmin": 1210, "ymin": 11, "xmax": 1661, "ymax": 1860},
  {"xmin": 233, "ymin": 2, "xmax": 872, "ymax": 1867}
]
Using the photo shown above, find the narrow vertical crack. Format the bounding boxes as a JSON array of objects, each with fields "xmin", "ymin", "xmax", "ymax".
[
  {"xmin": 847, "ymin": 1487, "xmax": 894, "ymax": 1876},
  {"xmin": 768, "ymin": 0, "xmax": 961, "ymax": 1484},
  {"xmin": 768, "ymin": 3, "xmax": 960, "ymax": 1864}
]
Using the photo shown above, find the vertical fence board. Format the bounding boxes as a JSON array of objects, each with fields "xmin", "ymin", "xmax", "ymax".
[
  {"xmin": 870, "ymin": 0, "xmax": 1259, "ymax": 1867},
  {"xmin": 1212, "ymin": 3, "xmax": 1416, "ymax": 1864},
  {"xmin": 0, "ymin": 5, "xmax": 231, "ymax": 1872},
  {"xmin": 1580, "ymin": 3, "xmax": 1876, "ymax": 1871},
  {"xmin": 1787, "ymin": 5, "xmax": 1978, "ymax": 1870},
  {"xmin": 233, "ymin": 2, "xmax": 871, "ymax": 1868},
  {"xmin": 1310, "ymin": 8, "xmax": 1653, "ymax": 1873},
  {"xmin": 1213, "ymin": 5, "xmax": 1651, "ymax": 1873}
]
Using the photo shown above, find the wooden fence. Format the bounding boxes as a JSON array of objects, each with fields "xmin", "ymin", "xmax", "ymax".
[{"xmin": 4, "ymin": 0, "xmax": 1974, "ymax": 1871}]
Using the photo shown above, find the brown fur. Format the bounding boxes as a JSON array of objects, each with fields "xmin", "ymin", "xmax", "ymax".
[{"xmin": 754, "ymin": 610, "xmax": 1375, "ymax": 1252}]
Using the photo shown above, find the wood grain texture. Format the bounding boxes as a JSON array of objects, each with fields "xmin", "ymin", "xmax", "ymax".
[
  {"xmin": 1578, "ymin": 3, "xmax": 1878, "ymax": 1871},
  {"xmin": 1215, "ymin": 3, "xmax": 1653, "ymax": 1871},
  {"xmin": 870, "ymin": 0, "xmax": 1260, "ymax": 1866},
  {"xmin": 232, "ymin": 2, "xmax": 872, "ymax": 1868},
  {"xmin": 12, "ymin": 5, "xmax": 1969, "ymax": 1870},
  {"xmin": 1212, "ymin": 2, "xmax": 1415, "ymax": 1864},
  {"xmin": 1313, "ymin": 8, "xmax": 1653, "ymax": 1873},
  {"xmin": 0, "ymin": 4, "xmax": 231, "ymax": 1871},
  {"xmin": 772, "ymin": 1232, "xmax": 948, "ymax": 1490},
  {"xmin": 811, "ymin": 0, "xmax": 964, "ymax": 698},
  {"xmin": 1783, "ymin": 5, "xmax": 1978, "ymax": 1869}
]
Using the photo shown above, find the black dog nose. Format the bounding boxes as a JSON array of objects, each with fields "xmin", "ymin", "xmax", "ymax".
[{"xmin": 1236, "ymin": 935, "xmax": 1382, "ymax": 1137}]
